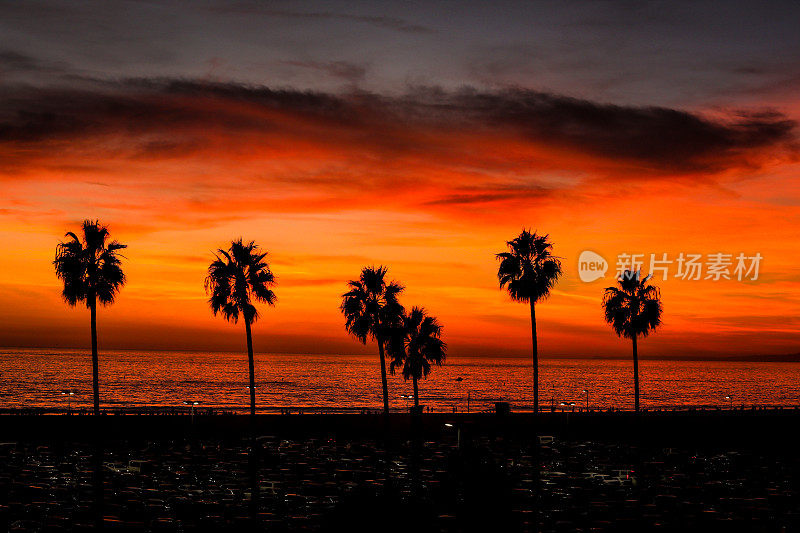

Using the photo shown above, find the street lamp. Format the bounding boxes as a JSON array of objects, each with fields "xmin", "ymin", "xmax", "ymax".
[
  {"xmin": 400, "ymin": 394, "xmax": 411, "ymax": 410},
  {"xmin": 725, "ymin": 395, "xmax": 732, "ymax": 409},
  {"xmin": 183, "ymin": 400, "xmax": 200, "ymax": 422},
  {"xmin": 582, "ymin": 389, "xmax": 589, "ymax": 412},
  {"xmin": 61, "ymin": 390, "xmax": 75, "ymax": 414},
  {"xmin": 444, "ymin": 422, "xmax": 461, "ymax": 448}
]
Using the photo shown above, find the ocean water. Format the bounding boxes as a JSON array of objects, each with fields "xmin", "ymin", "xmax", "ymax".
[{"xmin": 1, "ymin": 348, "xmax": 799, "ymax": 412}]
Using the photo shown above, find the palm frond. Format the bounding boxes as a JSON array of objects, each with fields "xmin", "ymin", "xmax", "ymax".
[
  {"xmin": 390, "ymin": 306, "xmax": 447, "ymax": 382},
  {"xmin": 206, "ymin": 239, "xmax": 277, "ymax": 325},
  {"xmin": 602, "ymin": 269, "xmax": 663, "ymax": 339},
  {"xmin": 341, "ymin": 266, "xmax": 405, "ymax": 345},
  {"xmin": 54, "ymin": 220, "xmax": 126, "ymax": 308},
  {"xmin": 496, "ymin": 229, "xmax": 562, "ymax": 303}
]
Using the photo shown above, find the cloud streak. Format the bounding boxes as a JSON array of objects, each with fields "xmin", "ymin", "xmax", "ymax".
[{"xmin": 279, "ymin": 60, "xmax": 367, "ymax": 84}]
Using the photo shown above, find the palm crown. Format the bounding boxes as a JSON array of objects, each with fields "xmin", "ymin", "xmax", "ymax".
[
  {"xmin": 497, "ymin": 229, "xmax": 562, "ymax": 303},
  {"xmin": 205, "ymin": 239, "xmax": 276, "ymax": 324},
  {"xmin": 602, "ymin": 270, "xmax": 663, "ymax": 339},
  {"xmin": 341, "ymin": 266, "xmax": 405, "ymax": 343},
  {"xmin": 389, "ymin": 307, "xmax": 446, "ymax": 381},
  {"xmin": 54, "ymin": 220, "xmax": 126, "ymax": 307}
]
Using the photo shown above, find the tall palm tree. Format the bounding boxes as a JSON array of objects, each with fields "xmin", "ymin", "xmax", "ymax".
[
  {"xmin": 388, "ymin": 307, "xmax": 447, "ymax": 410},
  {"xmin": 205, "ymin": 239, "xmax": 276, "ymax": 417},
  {"xmin": 602, "ymin": 269, "xmax": 663, "ymax": 412},
  {"xmin": 496, "ymin": 230, "xmax": 562, "ymax": 413},
  {"xmin": 54, "ymin": 220, "xmax": 126, "ymax": 415},
  {"xmin": 341, "ymin": 266, "xmax": 405, "ymax": 417}
]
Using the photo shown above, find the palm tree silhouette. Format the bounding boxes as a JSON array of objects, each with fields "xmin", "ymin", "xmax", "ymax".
[
  {"xmin": 205, "ymin": 239, "xmax": 276, "ymax": 417},
  {"xmin": 54, "ymin": 220, "xmax": 126, "ymax": 415},
  {"xmin": 341, "ymin": 266, "xmax": 405, "ymax": 417},
  {"xmin": 602, "ymin": 269, "xmax": 663, "ymax": 412},
  {"xmin": 388, "ymin": 307, "xmax": 447, "ymax": 410},
  {"xmin": 496, "ymin": 230, "xmax": 562, "ymax": 413}
]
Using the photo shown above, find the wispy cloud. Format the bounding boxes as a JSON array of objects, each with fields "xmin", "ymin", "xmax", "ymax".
[
  {"xmin": 279, "ymin": 60, "xmax": 367, "ymax": 84},
  {"xmin": 209, "ymin": 5, "xmax": 432, "ymax": 34},
  {"xmin": 1, "ymin": 48, "xmax": 74, "ymax": 73}
]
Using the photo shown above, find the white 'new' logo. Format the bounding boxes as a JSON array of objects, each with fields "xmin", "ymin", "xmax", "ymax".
[{"xmin": 578, "ymin": 250, "xmax": 607, "ymax": 282}]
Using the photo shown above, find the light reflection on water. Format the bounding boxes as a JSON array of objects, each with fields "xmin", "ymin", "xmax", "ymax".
[{"xmin": 1, "ymin": 348, "xmax": 799, "ymax": 411}]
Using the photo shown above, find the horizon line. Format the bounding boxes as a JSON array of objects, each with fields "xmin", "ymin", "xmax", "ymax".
[{"xmin": 1, "ymin": 346, "xmax": 798, "ymax": 362}]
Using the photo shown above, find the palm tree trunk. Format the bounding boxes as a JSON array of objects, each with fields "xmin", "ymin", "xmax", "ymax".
[
  {"xmin": 90, "ymin": 295, "xmax": 99, "ymax": 416},
  {"xmin": 530, "ymin": 300, "xmax": 538, "ymax": 414},
  {"xmin": 377, "ymin": 339, "xmax": 390, "ymax": 416},
  {"xmin": 632, "ymin": 334, "xmax": 640, "ymax": 412},
  {"xmin": 413, "ymin": 377, "xmax": 419, "ymax": 408},
  {"xmin": 245, "ymin": 320, "xmax": 256, "ymax": 417}
]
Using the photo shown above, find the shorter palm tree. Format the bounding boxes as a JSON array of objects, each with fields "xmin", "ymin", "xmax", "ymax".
[
  {"xmin": 388, "ymin": 307, "xmax": 447, "ymax": 410},
  {"xmin": 602, "ymin": 269, "xmax": 663, "ymax": 412},
  {"xmin": 205, "ymin": 239, "xmax": 276, "ymax": 417},
  {"xmin": 54, "ymin": 220, "xmax": 126, "ymax": 415}
]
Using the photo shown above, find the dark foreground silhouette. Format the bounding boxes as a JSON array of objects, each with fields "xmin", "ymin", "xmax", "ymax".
[{"xmin": 2, "ymin": 411, "xmax": 800, "ymax": 531}]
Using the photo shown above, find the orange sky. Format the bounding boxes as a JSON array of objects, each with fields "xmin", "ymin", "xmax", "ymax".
[{"xmin": 1, "ymin": 81, "xmax": 798, "ymax": 358}]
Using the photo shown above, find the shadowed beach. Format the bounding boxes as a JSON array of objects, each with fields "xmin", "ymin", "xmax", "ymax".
[{"xmin": 2, "ymin": 410, "xmax": 800, "ymax": 531}]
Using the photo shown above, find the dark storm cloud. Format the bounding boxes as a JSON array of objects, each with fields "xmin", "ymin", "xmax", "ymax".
[
  {"xmin": 444, "ymin": 90, "xmax": 796, "ymax": 172},
  {"xmin": 0, "ymin": 81, "xmax": 338, "ymax": 146},
  {"xmin": 0, "ymin": 78, "xmax": 794, "ymax": 174}
]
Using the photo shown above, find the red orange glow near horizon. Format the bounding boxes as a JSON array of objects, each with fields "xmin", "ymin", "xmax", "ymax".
[{"xmin": 0, "ymin": 82, "xmax": 799, "ymax": 359}]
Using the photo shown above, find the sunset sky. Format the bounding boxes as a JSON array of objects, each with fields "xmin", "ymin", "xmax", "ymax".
[{"xmin": 1, "ymin": 1, "xmax": 799, "ymax": 358}]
